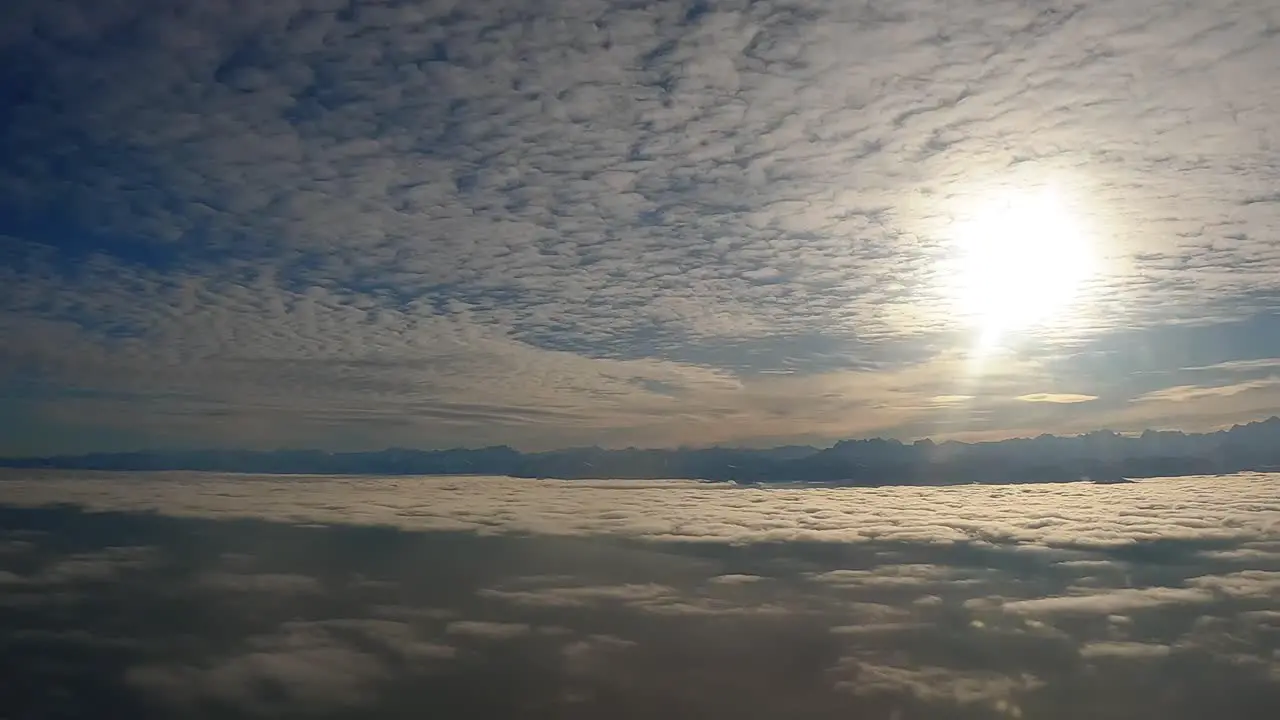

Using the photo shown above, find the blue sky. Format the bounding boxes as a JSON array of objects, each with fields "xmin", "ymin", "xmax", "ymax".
[{"xmin": 2, "ymin": 0, "xmax": 1279, "ymax": 454}]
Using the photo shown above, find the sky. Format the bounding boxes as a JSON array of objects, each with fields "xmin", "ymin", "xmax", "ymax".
[
  {"xmin": 2, "ymin": 471, "xmax": 1279, "ymax": 718},
  {"xmin": 2, "ymin": 0, "xmax": 1280, "ymax": 454}
]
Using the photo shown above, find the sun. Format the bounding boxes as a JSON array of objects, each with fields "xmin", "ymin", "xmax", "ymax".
[{"xmin": 948, "ymin": 185, "xmax": 1095, "ymax": 347}]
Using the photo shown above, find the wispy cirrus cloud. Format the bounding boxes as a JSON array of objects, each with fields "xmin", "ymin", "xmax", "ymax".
[{"xmin": 1133, "ymin": 378, "xmax": 1280, "ymax": 404}]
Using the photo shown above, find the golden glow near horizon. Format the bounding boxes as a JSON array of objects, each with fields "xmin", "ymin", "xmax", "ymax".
[{"xmin": 947, "ymin": 184, "xmax": 1097, "ymax": 350}]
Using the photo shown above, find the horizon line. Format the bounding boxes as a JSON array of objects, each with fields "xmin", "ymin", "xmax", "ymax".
[{"xmin": 6, "ymin": 415, "xmax": 1278, "ymax": 460}]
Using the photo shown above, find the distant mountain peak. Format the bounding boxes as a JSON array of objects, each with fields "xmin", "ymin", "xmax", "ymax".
[{"xmin": 5, "ymin": 417, "xmax": 1280, "ymax": 486}]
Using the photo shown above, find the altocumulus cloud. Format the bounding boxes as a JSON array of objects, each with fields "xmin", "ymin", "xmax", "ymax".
[
  {"xmin": 1, "ymin": 0, "xmax": 1280, "ymax": 452},
  {"xmin": 3, "ymin": 471, "xmax": 1280, "ymax": 718},
  {"xmin": 1015, "ymin": 393, "xmax": 1098, "ymax": 404}
]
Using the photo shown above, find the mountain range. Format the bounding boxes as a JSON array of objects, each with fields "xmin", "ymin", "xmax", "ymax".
[{"xmin": 5, "ymin": 417, "xmax": 1280, "ymax": 485}]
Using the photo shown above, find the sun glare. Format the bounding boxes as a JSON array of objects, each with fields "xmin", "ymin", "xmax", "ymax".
[{"xmin": 949, "ymin": 185, "xmax": 1095, "ymax": 347}]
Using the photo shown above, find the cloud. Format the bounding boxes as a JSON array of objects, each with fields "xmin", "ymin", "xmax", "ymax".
[
  {"xmin": 1197, "ymin": 545, "xmax": 1280, "ymax": 563},
  {"xmin": 1133, "ymin": 379, "xmax": 1280, "ymax": 404},
  {"xmin": 1015, "ymin": 393, "xmax": 1098, "ymax": 404},
  {"xmin": 561, "ymin": 634, "xmax": 637, "ymax": 677},
  {"xmin": 128, "ymin": 646, "xmax": 386, "ymax": 714},
  {"xmin": 1187, "ymin": 571, "xmax": 1280, "ymax": 599},
  {"xmin": 444, "ymin": 620, "xmax": 532, "ymax": 641},
  {"xmin": 478, "ymin": 583, "xmax": 676, "ymax": 608},
  {"xmin": 832, "ymin": 657, "xmax": 1044, "ymax": 710},
  {"xmin": 2, "ymin": 0, "xmax": 1279, "ymax": 450},
  {"xmin": 997, "ymin": 587, "xmax": 1215, "ymax": 615},
  {"xmin": 830, "ymin": 622, "xmax": 927, "ymax": 636},
  {"xmin": 707, "ymin": 573, "xmax": 768, "ymax": 585},
  {"xmin": 37, "ymin": 546, "xmax": 158, "ymax": 584},
  {"xmin": 4, "ymin": 470, "xmax": 1277, "ymax": 549},
  {"xmin": 1080, "ymin": 641, "xmax": 1172, "ymax": 659},
  {"xmin": 128, "ymin": 619, "xmax": 454, "ymax": 715},
  {"xmin": 320, "ymin": 619, "xmax": 457, "ymax": 662},
  {"xmin": 1181, "ymin": 359, "xmax": 1280, "ymax": 373},
  {"xmin": 808, "ymin": 564, "xmax": 995, "ymax": 589},
  {"xmin": 198, "ymin": 572, "xmax": 324, "ymax": 595},
  {"xmin": 479, "ymin": 579, "xmax": 800, "ymax": 618},
  {"xmin": 6, "ymin": 470, "xmax": 1280, "ymax": 719},
  {"xmin": 630, "ymin": 596, "xmax": 794, "ymax": 617}
]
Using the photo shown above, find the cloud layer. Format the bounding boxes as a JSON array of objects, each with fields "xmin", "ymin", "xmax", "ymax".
[
  {"xmin": 3, "ymin": 470, "xmax": 1280, "ymax": 718},
  {"xmin": 2, "ymin": 0, "xmax": 1280, "ymax": 450},
  {"xmin": 3, "ymin": 470, "xmax": 1277, "ymax": 546}
]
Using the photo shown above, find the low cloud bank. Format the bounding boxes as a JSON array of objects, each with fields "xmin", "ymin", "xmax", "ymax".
[{"xmin": 0, "ymin": 472, "xmax": 1278, "ymax": 718}]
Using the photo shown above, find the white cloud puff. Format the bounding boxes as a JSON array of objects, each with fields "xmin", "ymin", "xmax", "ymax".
[
  {"xmin": 833, "ymin": 657, "xmax": 1043, "ymax": 709},
  {"xmin": 1079, "ymin": 641, "xmax": 1172, "ymax": 659},
  {"xmin": 998, "ymin": 587, "xmax": 1215, "ymax": 615}
]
